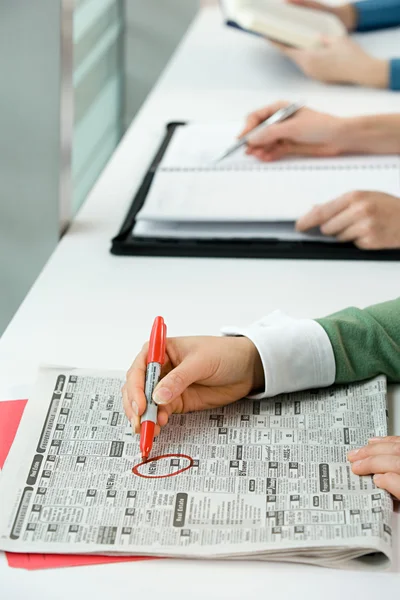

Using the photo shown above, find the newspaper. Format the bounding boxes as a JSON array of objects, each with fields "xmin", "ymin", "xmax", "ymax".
[{"xmin": 0, "ymin": 366, "xmax": 393, "ymax": 569}]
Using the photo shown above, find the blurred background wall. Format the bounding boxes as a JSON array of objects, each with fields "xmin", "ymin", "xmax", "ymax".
[{"xmin": 0, "ymin": 0, "xmax": 199, "ymax": 335}]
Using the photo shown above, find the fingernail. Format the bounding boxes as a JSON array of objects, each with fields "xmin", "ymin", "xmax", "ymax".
[
  {"xmin": 369, "ymin": 437, "xmax": 381, "ymax": 442},
  {"xmin": 131, "ymin": 401, "xmax": 138, "ymax": 415},
  {"xmin": 347, "ymin": 449, "xmax": 359, "ymax": 459},
  {"xmin": 353, "ymin": 460, "xmax": 363, "ymax": 467},
  {"xmin": 153, "ymin": 387, "xmax": 172, "ymax": 405},
  {"xmin": 373, "ymin": 474, "xmax": 382, "ymax": 485}
]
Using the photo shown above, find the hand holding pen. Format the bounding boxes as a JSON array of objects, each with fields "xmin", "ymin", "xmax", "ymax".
[
  {"xmin": 214, "ymin": 101, "xmax": 303, "ymax": 163},
  {"xmin": 237, "ymin": 100, "xmax": 347, "ymax": 162}
]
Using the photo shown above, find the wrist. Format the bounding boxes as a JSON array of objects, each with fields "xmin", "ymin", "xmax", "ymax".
[
  {"xmin": 336, "ymin": 4, "xmax": 358, "ymax": 31},
  {"xmin": 355, "ymin": 57, "xmax": 389, "ymax": 89},
  {"xmin": 240, "ymin": 337, "xmax": 264, "ymax": 394},
  {"xmin": 329, "ymin": 116, "xmax": 356, "ymax": 154},
  {"xmin": 336, "ymin": 114, "xmax": 400, "ymax": 154}
]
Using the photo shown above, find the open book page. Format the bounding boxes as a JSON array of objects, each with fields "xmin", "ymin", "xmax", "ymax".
[
  {"xmin": 158, "ymin": 121, "xmax": 257, "ymax": 169},
  {"xmin": 221, "ymin": 0, "xmax": 346, "ymax": 48},
  {"xmin": 0, "ymin": 367, "xmax": 393, "ymax": 569},
  {"xmin": 136, "ymin": 161, "xmax": 400, "ymax": 223},
  {"xmin": 133, "ymin": 219, "xmax": 337, "ymax": 243}
]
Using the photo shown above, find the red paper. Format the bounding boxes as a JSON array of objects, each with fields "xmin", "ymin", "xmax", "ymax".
[
  {"xmin": 0, "ymin": 400, "xmax": 154, "ymax": 570},
  {"xmin": 6, "ymin": 552, "xmax": 148, "ymax": 569},
  {"xmin": 0, "ymin": 399, "xmax": 28, "ymax": 468}
]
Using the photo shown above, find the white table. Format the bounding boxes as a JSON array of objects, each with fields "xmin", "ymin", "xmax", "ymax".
[{"xmin": 1, "ymin": 5, "xmax": 400, "ymax": 598}]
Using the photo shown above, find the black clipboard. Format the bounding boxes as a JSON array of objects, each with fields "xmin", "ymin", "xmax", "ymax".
[{"xmin": 111, "ymin": 122, "xmax": 400, "ymax": 261}]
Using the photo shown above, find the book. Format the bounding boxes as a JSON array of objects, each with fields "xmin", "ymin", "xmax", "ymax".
[
  {"xmin": 133, "ymin": 121, "xmax": 400, "ymax": 242},
  {"xmin": 0, "ymin": 366, "xmax": 394, "ymax": 569},
  {"xmin": 220, "ymin": 0, "xmax": 346, "ymax": 48}
]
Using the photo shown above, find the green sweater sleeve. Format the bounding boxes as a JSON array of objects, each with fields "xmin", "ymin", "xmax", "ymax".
[{"xmin": 316, "ymin": 298, "xmax": 400, "ymax": 384}]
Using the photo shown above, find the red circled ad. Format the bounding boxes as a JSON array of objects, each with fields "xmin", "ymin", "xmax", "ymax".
[{"xmin": 132, "ymin": 453, "xmax": 194, "ymax": 479}]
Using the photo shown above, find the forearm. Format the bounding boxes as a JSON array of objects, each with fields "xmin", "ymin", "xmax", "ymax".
[
  {"xmin": 348, "ymin": 57, "xmax": 400, "ymax": 91},
  {"xmin": 317, "ymin": 298, "xmax": 400, "ymax": 384},
  {"xmin": 224, "ymin": 299, "xmax": 400, "ymax": 398},
  {"xmin": 346, "ymin": 1, "xmax": 400, "ymax": 89},
  {"xmin": 337, "ymin": 113, "xmax": 400, "ymax": 154}
]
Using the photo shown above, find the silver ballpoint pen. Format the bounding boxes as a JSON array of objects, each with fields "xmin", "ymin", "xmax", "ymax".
[{"xmin": 214, "ymin": 101, "xmax": 304, "ymax": 163}]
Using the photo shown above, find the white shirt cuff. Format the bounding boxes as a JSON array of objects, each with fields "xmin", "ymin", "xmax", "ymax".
[{"xmin": 221, "ymin": 311, "xmax": 335, "ymax": 399}]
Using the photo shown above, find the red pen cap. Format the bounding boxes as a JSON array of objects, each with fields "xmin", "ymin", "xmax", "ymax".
[{"xmin": 147, "ymin": 316, "xmax": 166, "ymax": 365}]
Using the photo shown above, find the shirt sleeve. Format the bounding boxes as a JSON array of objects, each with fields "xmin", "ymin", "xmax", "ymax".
[
  {"xmin": 354, "ymin": 0, "xmax": 400, "ymax": 31},
  {"xmin": 221, "ymin": 311, "xmax": 335, "ymax": 398},
  {"xmin": 222, "ymin": 298, "xmax": 400, "ymax": 399},
  {"xmin": 389, "ymin": 58, "xmax": 400, "ymax": 90},
  {"xmin": 316, "ymin": 298, "xmax": 400, "ymax": 384}
]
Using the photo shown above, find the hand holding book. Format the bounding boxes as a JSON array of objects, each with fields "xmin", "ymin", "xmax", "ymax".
[
  {"xmin": 272, "ymin": 0, "xmax": 390, "ymax": 88},
  {"xmin": 271, "ymin": 33, "xmax": 389, "ymax": 88}
]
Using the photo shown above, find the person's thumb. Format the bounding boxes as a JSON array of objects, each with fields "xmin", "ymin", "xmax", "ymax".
[{"xmin": 152, "ymin": 360, "xmax": 199, "ymax": 406}]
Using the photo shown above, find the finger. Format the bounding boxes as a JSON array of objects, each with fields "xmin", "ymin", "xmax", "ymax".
[
  {"xmin": 348, "ymin": 441, "xmax": 400, "ymax": 462},
  {"xmin": 335, "ymin": 222, "xmax": 366, "ymax": 243},
  {"xmin": 287, "ymin": 0, "xmax": 326, "ymax": 10},
  {"xmin": 247, "ymin": 145, "xmax": 290, "ymax": 162},
  {"xmin": 131, "ymin": 411, "xmax": 162, "ymax": 437},
  {"xmin": 122, "ymin": 384, "xmax": 136, "ymax": 422},
  {"xmin": 239, "ymin": 101, "xmax": 289, "ymax": 138},
  {"xmin": 157, "ymin": 406, "xmax": 170, "ymax": 427},
  {"xmin": 246, "ymin": 121, "xmax": 294, "ymax": 148},
  {"xmin": 296, "ymin": 193, "xmax": 353, "ymax": 232},
  {"xmin": 320, "ymin": 206, "xmax": 359, "ymax": 236},
  {"xmin": 248, "ymin": 141, "xmax": 293, "ymax": 162},
  {"xmin": 125, "ymin": 349, "xmax": 149, "ymax": 417},
  {"xmin": 157, "ymin": 398, "xmax": 183, "ymax": 425},
  {"xmin": 269, "ymin": 40, "xmax": 300, "ymax": 59},
  {"xmin": 373, "ymin": 473, "xmax": 400, "ymax": 500},
  {"xmin": 153, "ymin": 396, "xmax": 188, "ymax": 430},
  {"xmin": 131, "ymin": 412, "xmax": 140, "ymax": 434},
  {"xmin": 249, "ymin": 148, "xmax": 270, "ymax": 161},
  {"xmin": 129, "ymin": 408, "xmax": 163, "ymax": 436},
  {"xmin": 369, "ymin": 436, "xmax": 400, "ymax": 444},
  {"xmin": 251, "ymin": 146, "xmax": 287, "ymax": 162},
  {"xmin": 351, "ymin": 455, "xmax": 400, "ymax": 476},
  {"xmin": 354, "ymin": 236, "xmax": 378, "ymax": 250},
  {"xmin": 248, "ymin": 140, "xmax": 340, "ymax": 161},
  {"xmin": 152, "ymin": 357, "xmax": 202, "ymax": 406}
]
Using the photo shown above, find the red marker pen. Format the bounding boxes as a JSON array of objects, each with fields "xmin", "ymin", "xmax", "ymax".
[{"xmin": 140, "ymin": 316, "xmax": 167, "ymax": 461}]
